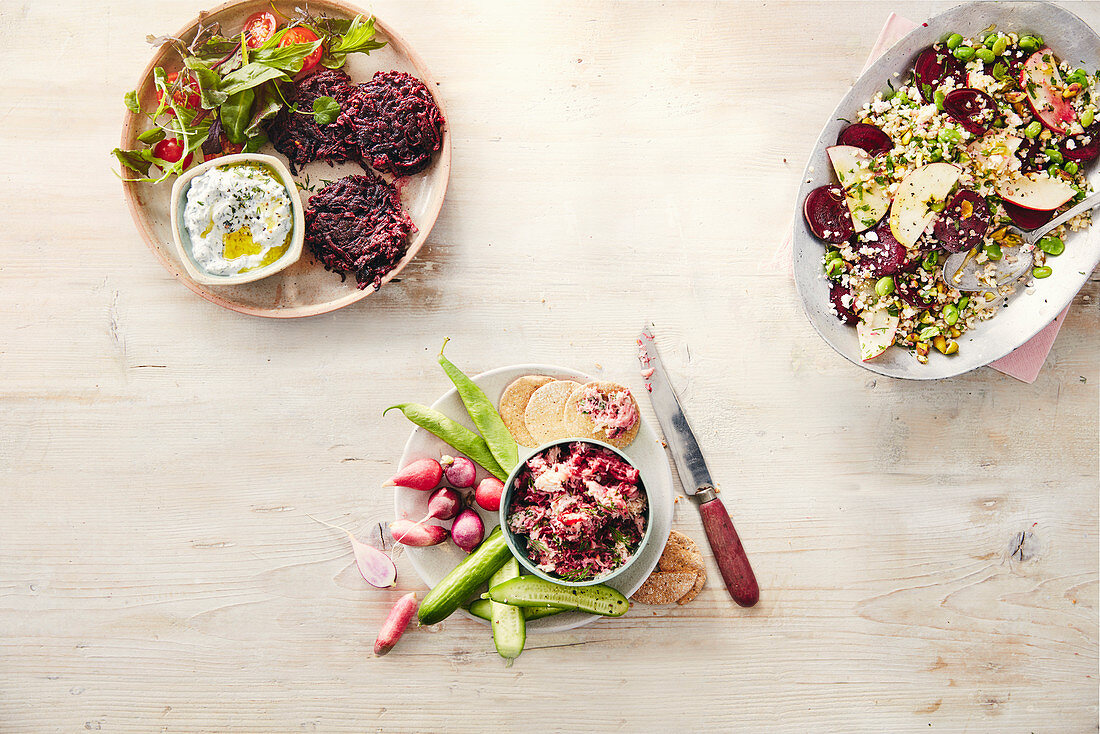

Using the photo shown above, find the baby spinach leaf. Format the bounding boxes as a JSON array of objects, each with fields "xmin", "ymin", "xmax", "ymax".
[
  {"xmin": 312, "ymin": 95, "xmax": 341, "ymax": 125},
  {"xmin": 183, "ymin": 57, "xmax": 228, "ymax": 108},
  {"xmin": 244, "ymin": 82, "xmax": 282, "ymax": 138},
  {"xmin": 251, "ymin": 38, "xmax": 323, "ymax": 73},
  {"xmin": 112, "ymin": 148, "xmax": 154, "ymax": 177},
  {"xmin": 220, "ymin": 62, "xmax": 287, "ymax": 97},
  {"xmin": 243, "ymin": 131, "xmax": 269, "ymax": 154},
  {"xmin": 323, "ymin": 15, "xmax": 385, "ymax": 68},
  {"xmin": 222, "ymin": 87, "xmax": 256, "ymax": 144},
  {"xmin": 124, "ymin": 90, "xmax": 141, "ymax": 114}
]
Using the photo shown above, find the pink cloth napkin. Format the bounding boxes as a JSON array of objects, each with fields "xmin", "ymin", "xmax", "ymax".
[{"xmin": 775, "ymin": 13, "xmax": 1068, "ymax": 382}]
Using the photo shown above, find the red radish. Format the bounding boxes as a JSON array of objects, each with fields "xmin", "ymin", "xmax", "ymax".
[
  {"xmin": 374, "ymin": 592, "xmax": 418, "ymax": 656},
  {"xmin": 390, "ymin": 520, "xmax": 449, "ymax": 546},
  {"xmin": 426, "ymin": 486, "xmax": 463, "ymax": 522},
  {"xmin": 450, "ymin": 509, "xmax": 485, "ymax": 553},
  {"xmin": 441, "ymin": 455, "xmax": 477, "ymax": 489},
  {"xmin": 475, "ymin": 476, "xmax": 505, "ymax": 512},
  {"xmin": 307, "ymin": 515, "xmax": 396, "ymax": 588},
  {"xmin": 383, "ymin": 458, "xmax": 442, "ymax": 491}
]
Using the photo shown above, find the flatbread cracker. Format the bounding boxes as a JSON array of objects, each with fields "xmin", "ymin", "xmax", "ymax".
[
  {"xmin": 643, "ymin": 530, "xmax": 706, "ymax": 605},
  {"xmin": 630, "ymin": 572, "xmax": 697, "ymax": 605},
  {"xmin": 524, "ymin": 380, "xmax": 581, "ymax": 444},
  {"xmin": 562, "ymin": 381, "xmax": 641, "ymax": 449},
  {"xmin": 499, "ymin": 375, "xmax": 553, "ymax": 447},
  {"xmin": 657, "ymin": 530, "xmax": 705, "ymax": 575},
  {"xmin": 677, "ymin": 571, "xmax": 706, "ymax": 606}
]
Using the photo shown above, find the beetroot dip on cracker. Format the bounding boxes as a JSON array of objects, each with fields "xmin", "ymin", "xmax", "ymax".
[{"xmin": 506, "ymin": 441, "xmax": 647, "ymax": 581}]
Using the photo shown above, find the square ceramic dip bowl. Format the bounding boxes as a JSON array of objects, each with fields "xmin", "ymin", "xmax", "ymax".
[{"xmin": 168, "ymin": 153, "xmax": 304, "ymax": 286}]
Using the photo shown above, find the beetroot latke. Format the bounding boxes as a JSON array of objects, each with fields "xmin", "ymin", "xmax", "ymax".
[
  {"xmin": 303, "ymin": 174, "xmax": 415, "ymax": 290},
  {"xmin": 340, "ymin": 70, "xmax": 445, "ymax": 176},
  {"xmin": 266, "ymin": 68, "xmax": 356, "ymax": 174}
]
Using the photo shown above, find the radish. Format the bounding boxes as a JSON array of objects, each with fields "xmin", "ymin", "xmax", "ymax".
[
  {"xmin": 441, "ymin": 454, "xmax": 476, "ymax": 489},
  {"xmin": 451, "ymin": 509, "xmax": 485, "ymax": 553},
  {"xmin": 383, "ymin": 458, "xmax": 442, "ymax": 491},
  {"xmin": 426, "ymin": 486, "xmax": 463, "ymax": 522},
  {"xmin": 475, "ymin": 477, "xmax": 505, "ymax": 512},
  {"xmin": 307, "ymin": 515, "xmax": 396, "ymax": 588},
  {"xmin": 374, "ymin": 592, "xmax": 418, "ymax": 656},
  {"xmin": 390, "ymin": 520, "xmax": 449, "ymax": 546}
]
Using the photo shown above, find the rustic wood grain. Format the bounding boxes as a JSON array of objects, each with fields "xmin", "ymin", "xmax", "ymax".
[{"xmin": 1, "ymin": 1, "xmax": 1097, "ymax": 732}]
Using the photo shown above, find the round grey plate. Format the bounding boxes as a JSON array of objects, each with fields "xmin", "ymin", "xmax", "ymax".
[{"xmin": 793, "ymin": 1, "xmax": 1100, "ymax": 379}]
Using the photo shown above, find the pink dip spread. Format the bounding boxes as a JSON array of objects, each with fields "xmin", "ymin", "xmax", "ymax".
[
  {"xmin": 507, "ymin": 442, "xmax": 647, "ymax": 581},
  {"xmin": 577, "ymin": 385, "xmax": 639, "ymax": 439}
]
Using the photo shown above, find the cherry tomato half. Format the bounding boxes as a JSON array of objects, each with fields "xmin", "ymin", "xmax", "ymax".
[
  {"xmin": 279, "ymin": 26, "xmax": 323, "ymax": 75},
  {"xmin": 243, "ymin": 11, "xmax": 278, "ymax": 49},
  {"xmin": 153, "ymin": 138, "xmax": 193, "ymax": 168},
  {"xmin": 155, "ymin": 70, "xmax": 201, "ymax": 115}
]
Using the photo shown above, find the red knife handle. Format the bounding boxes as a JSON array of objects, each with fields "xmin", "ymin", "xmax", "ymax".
[{"xmin": 697, "ymin": 493, "xmax": 759, "ymax": 607}]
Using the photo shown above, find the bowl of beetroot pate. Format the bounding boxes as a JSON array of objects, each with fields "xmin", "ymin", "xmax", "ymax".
[{"xmin": 500, "ymin": 439, "xmax": 653, "ymax": 587}]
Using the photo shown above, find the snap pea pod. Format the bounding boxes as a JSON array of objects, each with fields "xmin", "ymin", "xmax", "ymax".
[
  {"xmin": 465, "ymin": 599, "xmax": 568, "ymax": 622},
  {"xmin": 437, "ymin": 340, "xmax": 518, "ymax": 473},
  {"xmin": 384, "ymin": 403, "xmax": 507, "ymax": 480}
]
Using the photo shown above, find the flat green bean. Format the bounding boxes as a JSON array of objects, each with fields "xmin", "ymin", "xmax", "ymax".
[
  {"xmin": 384, "ymin": 403, "xmax": 507, "ymax": 480},
  {"xmin": 437, "ymin": 341, "xmax": 519, "ymax": 473}
]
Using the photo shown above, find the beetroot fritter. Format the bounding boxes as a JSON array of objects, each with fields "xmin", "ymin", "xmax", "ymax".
[
  {"xmin": 266, "ymin": 68, "xmax": 356, "ymax": 174},
  {"xmin": 304, "ymin": 174, "xmax": 415, "ymax": 290},
  {"xmin": 340, "ymin": 70, "xmax": 445, "ymax": 176}
]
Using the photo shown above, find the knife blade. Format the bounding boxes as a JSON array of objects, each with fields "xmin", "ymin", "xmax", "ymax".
[{"xmin": 637, "ymin": 327, "xmax": 759, "ymax": 608}]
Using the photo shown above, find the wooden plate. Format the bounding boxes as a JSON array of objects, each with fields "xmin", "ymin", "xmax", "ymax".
[{"xmin": 120, "ymin": 0, "xmax": 451, "ymax": 318}]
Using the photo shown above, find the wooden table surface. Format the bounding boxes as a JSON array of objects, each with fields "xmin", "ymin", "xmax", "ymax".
[{"xmin": 2, "ymin": 1, "xmax": 1097, "ymax": 731}]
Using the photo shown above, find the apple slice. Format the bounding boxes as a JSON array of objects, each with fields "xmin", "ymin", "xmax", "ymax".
[
  {"xmin": 888, "ymin": 163, "xmax": 961, "ymax": 249},
  {"xmin": 967, "ymin": 132, "xmax": 1022, "ymax": 176},
  {"xmin": 827, "ymin": 145, "xmax": 890, "ymax": 233},
  {"xmin": 1020, "ymin": 49, "xmax": 1076, "ymax": 134},
  {"xmin": 996, "ymin": 172, "xmax": 1076, "ymax": 212},
  {"xmin": 858, "ymin": 308, "xmax": 899, "ymax": 362}
]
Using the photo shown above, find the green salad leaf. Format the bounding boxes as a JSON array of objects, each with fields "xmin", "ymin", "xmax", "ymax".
[
  {"xmin": 124, "ymin": 90, "xmax": 141, "ymax": 114},
  {"xmin": 323, "ymin": 15, "xmax": 385, "ymax": 68},
  {"xmin": 312, "ymin": 95, "xmax": 341, "ymax": 125}
]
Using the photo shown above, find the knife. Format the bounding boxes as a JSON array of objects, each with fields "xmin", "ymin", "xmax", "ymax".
[{"xmin": 637, "ymin": 327, "xmax": 759, "ymax": 607}]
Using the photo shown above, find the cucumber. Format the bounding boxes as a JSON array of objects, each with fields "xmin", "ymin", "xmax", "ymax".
[
  {"xmin": 483, "ymin": 575, "xmax": 630, "ymax": 617},
  {"xmin": 466, "ymin": 599, "xmax": 568, "ymax": 622},
  {"xmin": 489, "ymin": 558, "xmax": 525, "ymax": 659},
  {"xmin": 418, "ymin": 527, "xmax": 511, "ymax": 626}
]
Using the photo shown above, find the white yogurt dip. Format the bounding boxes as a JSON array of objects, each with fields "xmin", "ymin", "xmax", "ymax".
[{"xmin": 183, "ymin": 163, "xmax": 293, "ymax": 276}]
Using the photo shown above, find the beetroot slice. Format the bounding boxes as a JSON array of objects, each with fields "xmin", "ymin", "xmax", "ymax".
[
  {"xmin": 1060, "ymin": 123, "xmax": 1100, "ymax": 163},
  {"xmin": 1002, "ymin": 199, "xmax": 1055, "ymax": 230},
  {"xmin": 1016, "ymin": 136, "xmax": 1045, "ymax": 173},
  {"xmin": 914, "ymin": 47, "xmax": 964, "ymax": 102},
  {"xmin": 943, "ymin": 88, "xmax": 997, "ymax": 136},
  {"xmin": 895, "ymin": 273, "xmax": 933, "ymax": 309},
  {"xmin": 829, "ymin": 283, "xmax": 859, "ymax": 324},
  {"xmin": 837, "ymin": 123, "xmax": 893, "ymax": 156},
  {"xmin": 804, "ymin": 185, "xmax": 854, "ymax": 244},
  {"xmin": 856, "ymin": 220, "xmax": 908, "ymax": 277},
  {"xmin": 933, "ymin": 189, "xmax": 991, "ymax": 253}
]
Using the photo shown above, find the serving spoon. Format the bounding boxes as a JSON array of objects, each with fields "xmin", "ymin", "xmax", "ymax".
[{"xmin": 941, "ymin": 191, "xmax": 1100, "ymax": 292}]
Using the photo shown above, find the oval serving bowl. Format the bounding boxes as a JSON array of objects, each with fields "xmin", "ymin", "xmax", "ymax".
[
  {"xmin": 499, "ymin": 438, "xmax": 655, "ymax": 588},
  {"xmin": 793, "ymin": 1, "xmax": 1100, "ymax": 379},
  {"xmin": 120, "ymin": 0, "xmax": 450, "ymax": 318},
  {"xmin": 169, "ymin": 153, "xmax": 304, "ymax": 286},
  {"xmin": 393, "ymin": 364, "xmax": 674, "ymax": 633}
]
